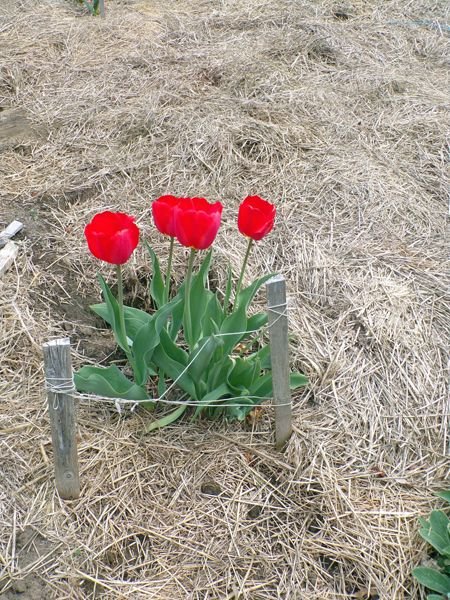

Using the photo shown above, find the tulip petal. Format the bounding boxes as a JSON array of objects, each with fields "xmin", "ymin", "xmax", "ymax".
[
  {"xmin": 152, "ymin": 195, "xmax": 181, "ymax": 237},
  {"xmin": 84, "ymin": 211, "xmax": 139, "ymax": 264},
  {"xmin": 175, "ymin": 199, "xmax": 223, "ymax": 250},
  {"xmin": 238, "ymin": 195, "xmax": 275, "ymax": 241}
]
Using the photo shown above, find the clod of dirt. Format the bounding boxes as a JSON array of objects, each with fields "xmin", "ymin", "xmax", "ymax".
[
  {"xmin": 307, "ymin": 39, "xmax": 338, "ymax": 64},
  {"xmin": 333, "ymin": 8, "xmax": 352, "ymax": 20},
  {"xmin": 11, "ymin": 580, "xmax": 27, "ymax": 593},
  {"xmin": 247, "ymin": 505, "xmax": 262, "ymax": 519},
  {"xmin": 200, "ymin": 481, "xmax": 222, "ymax": 496},
  {"xmin": 2, "ymin": 575, "xmax": 47, "ymax": 599}
]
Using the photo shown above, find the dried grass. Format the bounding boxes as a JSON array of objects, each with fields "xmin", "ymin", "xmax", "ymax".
[{"xmin": 0, "ymin": 0, "xmax": 449, "ymax": 598}]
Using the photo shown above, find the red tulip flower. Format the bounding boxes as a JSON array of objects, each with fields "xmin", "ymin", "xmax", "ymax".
[
  {"xmin": 174, "ymin": 197, "xmax": 223, "ymax": 250},
  {"xmin": 84, "ymin": 211, "xmax": 139, "ymax": 265},
  {"xmin": 238, "ymin": 195, "xmax": 276, "ymax": 241},
  {"xmin": 234, "ymin": 195, "xmax": 275, "ymax": 304},
  {"xmin": 152, "ymin": 195, "xmax": 182, "ymax": 238}
]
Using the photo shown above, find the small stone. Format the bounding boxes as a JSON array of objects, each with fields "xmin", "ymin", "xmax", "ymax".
[
  {"xmin": 247, "ymin": 505, "xmax": 262, "ymax": 519},
  {"xmin": 12, "ymin": 580, "xmax": 27, "ymax": 593},
  {"xmin": 77, "ymin": 325, "xmax": 94, "ymax": 336},
  {"xmin": 333, "ymin": 7, "xmax": 352, "ymax": 20}
]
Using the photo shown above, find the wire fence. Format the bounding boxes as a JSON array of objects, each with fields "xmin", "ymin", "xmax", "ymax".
[{"xmin": 45, "ymin": 302, "xmax": 292, "ymax": 412}]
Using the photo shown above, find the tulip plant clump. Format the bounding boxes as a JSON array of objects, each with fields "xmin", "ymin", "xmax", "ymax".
[
  {"xmin": 77, "ymin": 0, "xmax": 102, "ymax": 16},
  {"xmin": 75, "ymin": 195, "xmax": 308, "ymax": 430}
]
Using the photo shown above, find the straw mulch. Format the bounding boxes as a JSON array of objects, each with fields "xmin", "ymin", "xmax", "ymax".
[{"xmin": 0, "ymin": 0, "xmax": 448, "ymax": 598}]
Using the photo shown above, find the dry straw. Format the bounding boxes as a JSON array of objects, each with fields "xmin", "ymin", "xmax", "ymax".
[{"xmin": 0, "ymin": 0, "xmax": 449, "ymax": 598}]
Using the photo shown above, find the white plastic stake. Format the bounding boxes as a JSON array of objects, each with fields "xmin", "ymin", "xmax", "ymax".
[
  {"xmin": 0, "ymin": 241, "xmax": 18, "ymax": 277},
  {"xmin": 0, "ymin": 220, "xmax": 23, "ymax": 248}
]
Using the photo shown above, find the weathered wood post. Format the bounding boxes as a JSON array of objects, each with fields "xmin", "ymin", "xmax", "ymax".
[
  {"xmin": 43, "ymin": 338, "xmax": 80, "ymax": 499},
  {"xmin": 266, "ymin": 275, "xmax": 292, "ymax": 449}
]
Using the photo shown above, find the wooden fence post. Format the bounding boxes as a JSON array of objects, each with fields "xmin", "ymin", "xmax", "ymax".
[
  {"xmin": 43, "ymin": 338, "xmax": 80, "ymax": 499},
  {"xmin": 266, "ymin": 275, "xmax": 292, "ymax": 449}
]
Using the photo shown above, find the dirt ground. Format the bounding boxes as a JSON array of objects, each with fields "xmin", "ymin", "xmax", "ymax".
[{"xmin": 0, "ymin": 0, "xmax": 449, "ymax": 598}]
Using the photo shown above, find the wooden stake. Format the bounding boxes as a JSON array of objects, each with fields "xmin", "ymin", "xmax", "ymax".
[
  {"xmin": 266, "ymin": 275, "xmax": 292, "ymax": 449},
  {"xmin": 43, "ymin": 338, "xmax": 80, "ymax": 499}
]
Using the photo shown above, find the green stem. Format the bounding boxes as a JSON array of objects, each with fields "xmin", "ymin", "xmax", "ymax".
[
  {"xmin": 234, "ymin": 238, "xmax": 254, "ymax": 308},
  {"xmin": 223, "ymin": 265, "xmax": 232, "ymax": 316},
  {"xmin": 184, "ymin": 248, "xmax": 196, "ymax": 348},
  {"xmin": 164, "ymin": 236, "xmax": 175, "ymax": 304},
  {"xmin": 116, "ymin": 265, "xmax": 127, "ymax": 347},
  {"xmin": 116, "ymin": 265, "xmax": 135, "ymax": 372}
]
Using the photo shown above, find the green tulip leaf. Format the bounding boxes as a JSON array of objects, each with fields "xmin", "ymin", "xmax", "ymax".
[
  {"xmin": 201, "ymin": 293, "xmax": 224, "ymax": 336},
  {"xmin": 185, "ymin": 251, "xmax": 213, "ymax": 346},
  {"xmin": 208, "ymin": 356, "xmax": 235, "ymax": 391},
  {"xmin": 192, "ymin": 382, "xmax": 231, "ymax": 420},
  {"xmin": 161, "ymin": 327, "xmax": 189, "ymax": 365},
  {"xmin": 246, "ymin": 371, "xmax": 307, "ymax": 399},
  {"xmin": 197, "ymin": 249, "xmax": 213, "ymax": 285},
  {"xmin": 412, "ymin": 567, "xmax": 450, "ymax": 594},
  {"xmin": 133, "ymin": 319, "xmax": 159, "ymax": 385},
  {"xmin": 219, "ymin": 303, "xmax": 248, "ymax": 356},
  {"xmin": 188, "ymin": 335, "xmax": 224, "ymax": 382},
  {"xmin": 155, "ymin": 295, "xmax": 183, "ymax": 329},
  {"xmin": 82, "ymin": 0, "xmax": 99, "ymax": 15},
  {"xmin": 96, "ymin": 275, "xmax": 129, "ymax": 351},
  {"xmin": 222, "ymin": 396, "xmax": 256, "ymax": 421},
  {"xmin": 152, "ymin": 329, "xmax": 198, "ymax": 399},
  {"xmin": 236, "ymin": 273, "xmax": 274, "ymax": 313},
  {"xmin": 290, "ymin": 372, "xmax": 309, "ymax": 389},
  {"xmin": 132, "ymin": 298, "xmax": 182, "ymax": 386},
  {"xmin": 74, "ymin": 365, "xmax": 149, "ymax": 401},
  {"xmin": 145, "ymin": 404, "xmax": 188, "ymax": 432},
  {"xmin": 248, "ymin": 344, "xmax": 271, "ymax": 369},
  {"xmin": 437, "ymin": 491, "xmax": 450, "ymax": 504},
  {"xmin": 191, "ymin": 289, "xmax": 215, "ymax": 344},
  {"xmin": 247, "ymin": 312, "xmax": 268, "ymax": 334},
  {"xmin": 147, "ymin": 243, "xmax": 165, "ymax": 309},
  {"xmin": 91, "ymin": 303, "xmax": 151, "ymax": 342},
  {"xmin": 169, "ymin": 282, "xmax": 186, "ymax": 340},
  {"xmin": 419, "ymin": 511, "xmax": 450, "ymax": 555},
  {"xmin": 249, "ymin": 372, "xmax": 273, "ymax": 398},
  {"xmin": 219, "ymin": 275, "xmax": 273, "ymax": 356},
  {"xmin": 428, "ymin": 511, "xmax": 450, "ymax": 535},
  {"xmin": 420, "ymin": 532, "xmax": 450, "ymax": 558},
  {"xmin": 157, "ymin": 369, "xmax": 167, "ymax": 398},
  {"xmin": 227, "ymin": 357, "xmax": 260, "ymax": 394}
]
